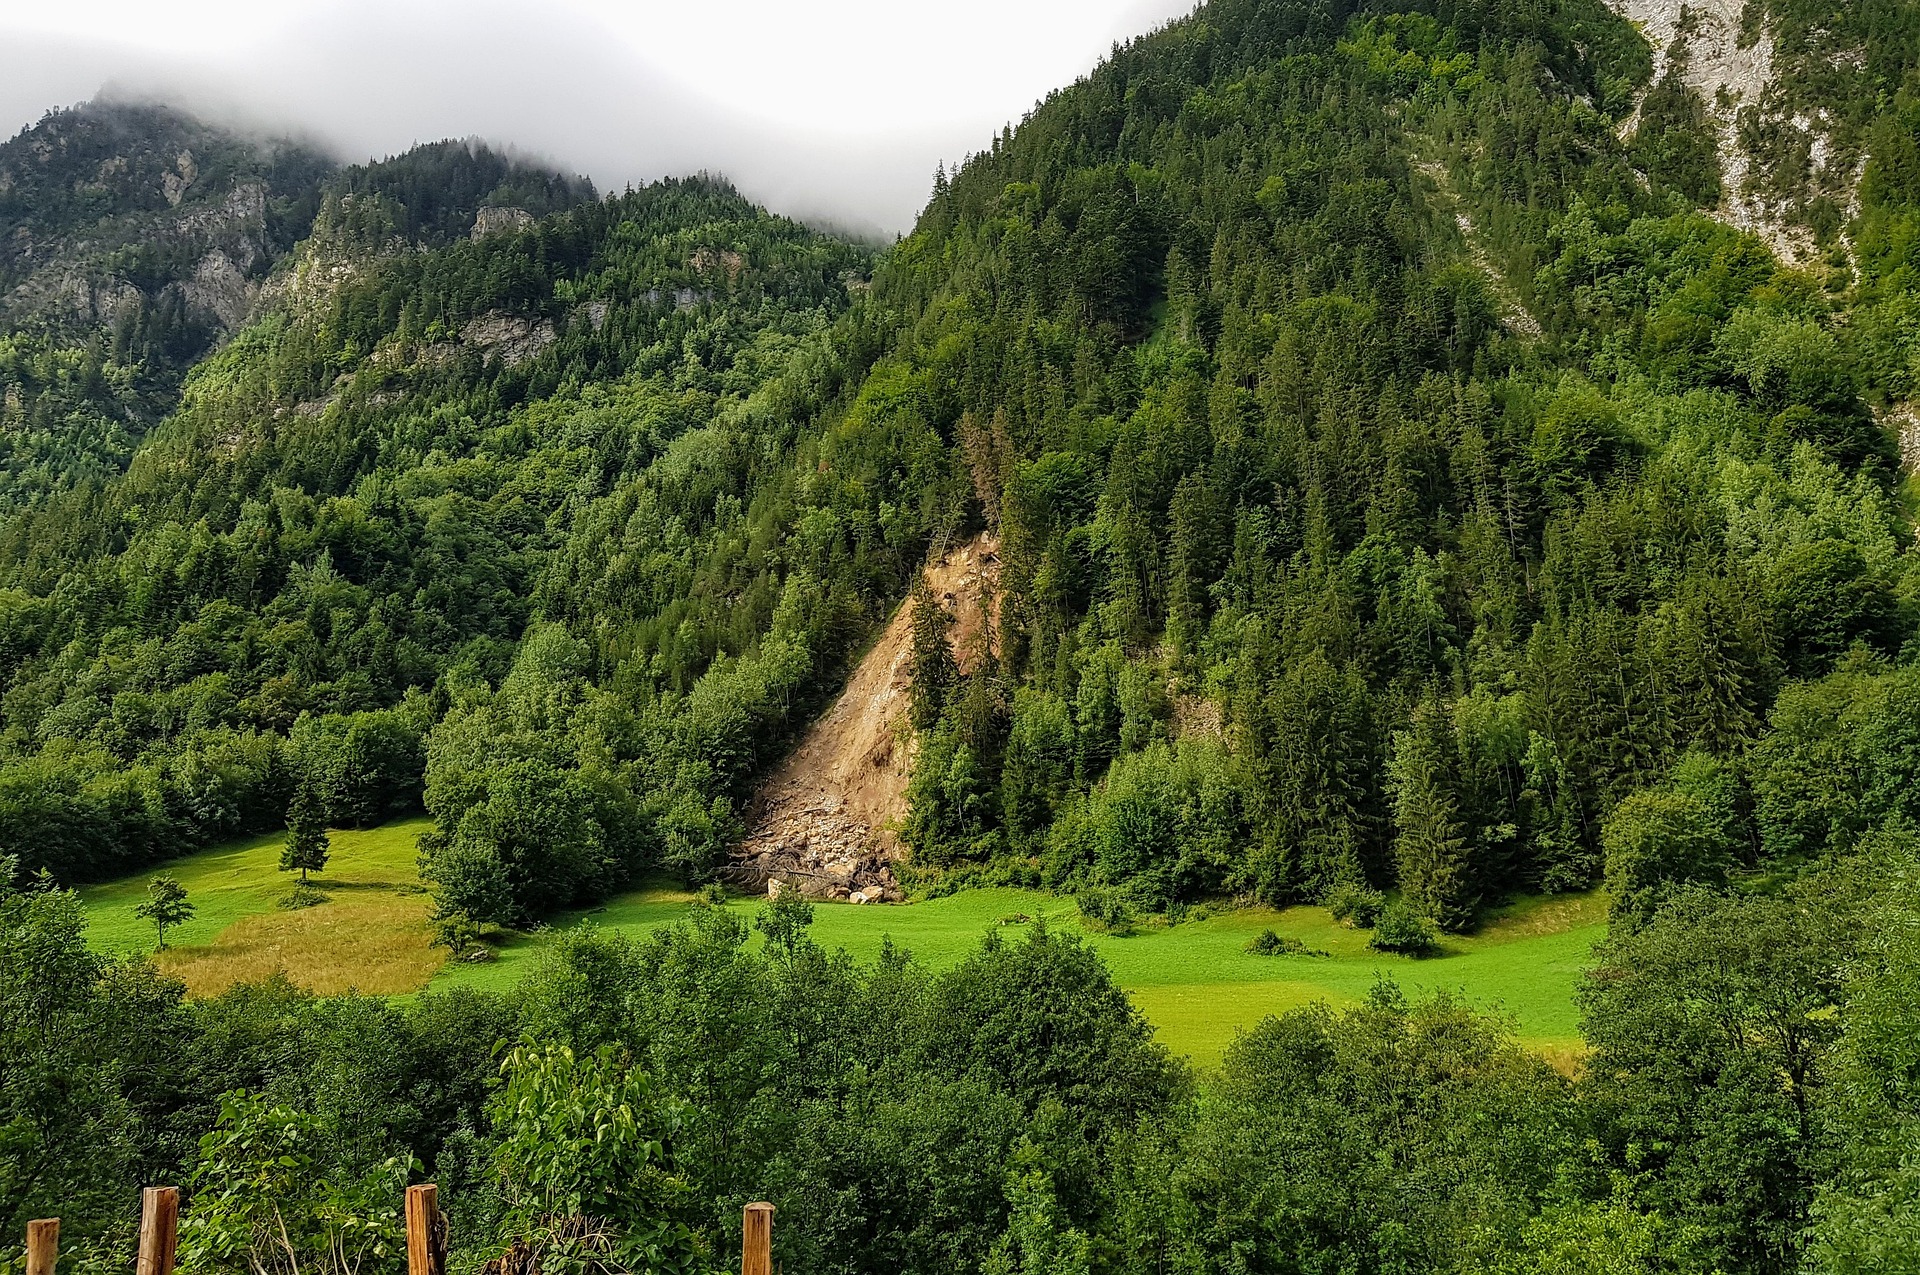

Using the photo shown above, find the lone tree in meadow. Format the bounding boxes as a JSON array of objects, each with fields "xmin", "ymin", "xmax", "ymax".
[
  {"xmin": 280, "ymin": 784, "xmax": 331, "ymax": 885},
  {"xmin": 135, "ymin": 875, "xmax": 194, "ymax": 950}
]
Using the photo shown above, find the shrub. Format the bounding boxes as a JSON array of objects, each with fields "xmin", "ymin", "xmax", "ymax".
[
  {"xmin": 277, "ymin": 885, "xmax": 329, "ymax": 910},
  {"xmin": 1326, "ymin": 881, "xmax": 1386, "ymax": 929},
  {"xmin": 431, "ymin": 909, "xmax": 482, "ymax": 955},
  {"xmin": 1245, "ymin": 929, "xmax": 1326, "ymax": 957},
  {"xmin": 1076, "ymin": 885, "xmax": 1137, "ymax": 936},
  {"xmin": 1369, "ymin": 901, "xmax": 1439, "ymax": 956}
]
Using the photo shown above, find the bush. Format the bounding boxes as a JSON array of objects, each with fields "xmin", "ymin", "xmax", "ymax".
[
  {"xmin": 1245, "ymin": 929, "xmax": 1326, "ymax": 957},
  {"xmin": 1369, "ymin": 901, "xmax": 1439, "ymax": 956},
  {"xmin": 431, "ymin": 910, "xmax": 482, "ymax": 955},
  {"xmin": 1076, "ymin": 885, "xmax": 1137, "ymax": 936},
  {"xmin": 1326, "ymin": 881, "xmax": 1386, "ymax": 929},
  {"xmin": 277, "ymin": 885, "xmax": 329, "ymax": 911}
]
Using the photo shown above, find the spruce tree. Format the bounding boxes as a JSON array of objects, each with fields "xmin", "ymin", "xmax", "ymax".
[
  {"xmin": 281, "ymin": 784, "xmax": 331, "ymax": 886},
  {"xmin": 908, "ymin": 575, "xmax": 958, "ymax": 732},
  {"xmin": 1390, "ymin": 699, "xmax": 1477, "ymax": 932}
]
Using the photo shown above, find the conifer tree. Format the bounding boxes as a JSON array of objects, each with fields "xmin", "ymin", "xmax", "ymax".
[
  {"xmin": 280, "ymin": 784, "xmax": 331, "ymax": 886},
  {"xmin": 1391, "ymin": 699, "xmax": 1477, "ymax": 931},
  {"xmin": 908, "ymin": 575, "xmax": 958, "ymax": 732}
]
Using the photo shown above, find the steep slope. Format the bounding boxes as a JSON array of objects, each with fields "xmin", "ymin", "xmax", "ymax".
[
  {"xmin": 824, "ymin": 0, "xmax": 1920, "ymax": 933},
  {"xmin": 738, "ymin": 534, "xmax": 999, "ymax": 900},
  {"xmin": 0, "ymin": 103, "xmax": 598, "ymax": 517},
  {"xmin": 0, "ymin": 130, "xmax": 873, "ymax": 903},
  {"xmin": 0, "ymin": 101, "xmax": 335, "ymax": 510}
]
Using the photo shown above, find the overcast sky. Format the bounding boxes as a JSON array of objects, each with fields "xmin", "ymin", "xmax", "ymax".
[{"xmin": 0, "ymin": 0, "xmax": 1197, "ymax": 234}]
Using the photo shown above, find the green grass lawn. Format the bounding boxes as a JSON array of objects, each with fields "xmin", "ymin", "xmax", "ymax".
[
  {"xmin": 79, "ymin": 818, "xmax": 441, "ymax": 996},
  {"xmin": 75, "ymin": 818, "xmax": 1605, "ymax": 1065},
  {"xmin": 434, "ymin": 883, "xmax": 1606, "ymax": 1066}
]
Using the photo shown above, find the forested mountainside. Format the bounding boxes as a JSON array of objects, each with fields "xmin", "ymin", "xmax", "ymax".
[
  {"xmin": 0, "ymin": 102, "xmax": 595, "ymax": 514},
  {"xmin": 878, "ymin": 0, "xmax": 1920, "ymax": 927},
  {"xmin": 9, "ymin": 0, "xmax": 1920, "ymax": 1270},
  {"xmin": 0, "ymin": 126, "xmax": 866, "ymax": 902},
  {"xmin": 0, "ymin": 102, "xmax": 332, "ymax": 510}
]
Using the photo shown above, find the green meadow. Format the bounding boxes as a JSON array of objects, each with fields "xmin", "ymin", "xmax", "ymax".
[
  {"xmin": 76, "ymin": 819, "xmax": 1605, "ymax": 1065},
  {"xmin": 434, "ymin": 883, "xmax": 1604, "ymax": 1064}
]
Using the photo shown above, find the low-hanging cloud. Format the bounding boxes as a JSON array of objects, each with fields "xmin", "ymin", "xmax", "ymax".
[{"xmin": 0, "ymin": 0, "xmax": 1198, "ymax": 236}]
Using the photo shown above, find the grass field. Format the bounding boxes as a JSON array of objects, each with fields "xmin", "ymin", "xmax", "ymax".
[
  {"xmin": 79, "ymin": 818, "xmax": 440, "ymax": 996},
  {"xmin": 431, "ymin": 883, "xmax": 1606, "ymax": 1065},
  {"xmin": 77, "ymin": 820, "xmax": 1606, "ymax": 1064}
]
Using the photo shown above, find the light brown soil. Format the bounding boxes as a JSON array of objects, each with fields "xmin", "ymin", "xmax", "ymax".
[{"xmin": 735, "ymin": 534, "xmax": 1000, "ymax": 901}]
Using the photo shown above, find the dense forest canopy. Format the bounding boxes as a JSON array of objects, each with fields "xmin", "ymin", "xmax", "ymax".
[{"xmin": 6, "ymin": 0, "xmax": 1920, "ymax": 1269}]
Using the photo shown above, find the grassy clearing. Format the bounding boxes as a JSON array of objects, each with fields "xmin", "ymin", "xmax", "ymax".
[
  {"xmin": 75, "ymin": 819, "xmax": 1605, "ymax": 1064},
  {"xmin": 435, "ymin": 884, "xmax": 1605, "ymax": 1066},
  {"xmin": 79, "ymin": 817, "xmax": 441, "ymax": 996}
]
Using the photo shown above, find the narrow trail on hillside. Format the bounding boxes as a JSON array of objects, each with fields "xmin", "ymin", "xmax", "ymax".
[
  {"xmin": 732, "ymin": 534, "xmax": 1000, "ymax": 902},
  {"xmin": 1413, "ymin": 158, "xmax": 1545, "ymax": 341}
]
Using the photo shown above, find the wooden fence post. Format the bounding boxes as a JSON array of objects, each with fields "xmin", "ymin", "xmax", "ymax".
[
  {"xmin": 24, "ymin": 1218, "xmax": 58, "ymax": 1275},
  {"xmin": 406, "ymin": 1184, "xmax": 444, "ymax": 1275},
  {"xmin": 136, "ymin": 1188, "xmax": 178, "ymax": 1275},
  {"xmin": 742, "ymin": 1201, "xmax": 774, "ymax": 1275}
]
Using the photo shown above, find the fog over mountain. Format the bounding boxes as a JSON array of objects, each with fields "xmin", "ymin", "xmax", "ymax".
[{"xmin": 0, "ymin": 0, "xmax": 1197, "ymax": 235}]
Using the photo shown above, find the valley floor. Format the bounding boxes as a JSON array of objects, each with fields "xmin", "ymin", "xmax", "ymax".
[{"xmin": 79, "ymin": 819, "xmax": 1603, "ymax": 1065}]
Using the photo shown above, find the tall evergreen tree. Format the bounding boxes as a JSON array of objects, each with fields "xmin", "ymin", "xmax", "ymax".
[
  {"xmin": 280, "ymin": 785, "xmax": 331, "ymax": 886},
  {"xmin": 908, "ymin": 576, "xmax": 959, "ymax": 732},
  {"xmin": 1391, "ymin": 699, "xmax": 1477, "ymax": 931}
]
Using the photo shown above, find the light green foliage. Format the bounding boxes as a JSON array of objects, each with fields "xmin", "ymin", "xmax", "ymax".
[
  {"xmin": 1492, "ymin": 1190, "xmax": 1670, "ymax": 1274},
  {"xmin": 179, "ymin": 1091, "xmax": 410, "ymax": 1275},
  {"xmin": 1139, "ymin": 986, "xmax": 1579, "ymax": 1274},
  {"xmin": 1, "ymin": 865, "xmax": 187, "ymax": 1241},
  {"xmin": 487, "ymin": 1043, "xmax": 702, "ymax": 1275},
  {"xmin": 1045, "ymin": 738, "xmax": 1250, "ymax": 910},
  {"xmin": 1807, "ymin": 839, "xmax": 1920, "ymax": 1273},
  {"xmin": 1324, "ymin": 880, "xmax": 1385, "ymax": 929},
  {"xmin": 982, "ymin": 1163, "xmax": 1092, "ymax": 1275},
  {"xmin": 1578, "ymin": 879, "xmax": 1854, "ymax": 1273},
  {"xmin": 1600, "ymin": 790, "xmax": 1736, "ymax": 923}
]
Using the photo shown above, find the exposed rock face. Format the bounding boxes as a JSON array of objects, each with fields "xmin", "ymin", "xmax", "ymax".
[
  {"xmin": 732, "ymin": 535, "xmax": 1001, "ymax": 901},
  {"xmin": 471, "ymin": 206, "xmax": 534, "ymax": 239},
  {"xmin": 460, "ymin": 312, "xmax": 557, "ymax": 366},
  {"xmin": 1607, "ymin": 0, "xmax": 1859, "ymax": 263},
  {"xmin": 1890, "ymin": 402, "xmax": 1920, "ymax": 476},
  {"xmin": 4, "ymin": 172, "xmax": 275, "ymax": 335}
]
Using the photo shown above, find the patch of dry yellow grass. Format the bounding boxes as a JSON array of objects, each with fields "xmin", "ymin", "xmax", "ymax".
[
  {"xmin": 156, "ymin": 883, "xmax": 445, "ymax": 997},
  {"xmin": 1476, "ymin": 891, "xmax": 1609, "ymax": 941}
]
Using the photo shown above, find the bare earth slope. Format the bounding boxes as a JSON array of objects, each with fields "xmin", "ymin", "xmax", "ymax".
[{"xmin": 735, "ymin": 534, "xmax": 999, "ymax": 901}]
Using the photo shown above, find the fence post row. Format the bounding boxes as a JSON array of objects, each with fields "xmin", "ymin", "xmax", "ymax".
[{"xmin": 26, "ymin": 1186, "xmax": 769, "ymax": 1275}]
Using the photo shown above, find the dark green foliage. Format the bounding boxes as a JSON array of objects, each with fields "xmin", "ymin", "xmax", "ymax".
[
  {"xmin": 0, "ymin": 871, "xmax": 192, "ymax": 1240},
  {"xmin": 1390, "ymin": 698, "xmax": 1478, "ymax": 931},
  {"xmin": 1324, "ymin": 879, "xmax": 1385, "ymax": 928},
  {"xmin": 1073, "ymin": 885, "xmax": 1137, "ymax": 936},
  {"xmin": 908, "ymin": 576, "xmax": 958, "ymax": 731},
  {"xmin": 1578, "ymin": 878, "xmax": 1858, "ymax": 1274},
  {"xmin": 1601, "ymin": 789, "xmax": 1737, "ymax": 924},
  {"xmin": 1369, "ymin": 898, "xmax": 1440, "ymax": 954},
  {"xmin": 1245, "ymin": 928, "xmax": 1325, "ymax": 956},
  {"xmin": 135, "ymin": 873, "xmax": 194, "ymax": 948},
  {"xmin": 3, "ymin": 1, "xmax": 1920, "ymax": 1266},
  {"xmin": 280, "ymin": 784, "xmax": 330, "ymax": 885},
  {"xmin": 1119, "ymin": 985, "xmax": 1579, "ymax": 1274}
]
